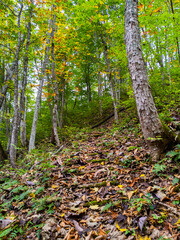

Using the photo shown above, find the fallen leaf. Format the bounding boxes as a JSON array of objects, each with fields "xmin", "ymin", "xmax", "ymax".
[
  {"xmin": 115, "ymin": 221, "xmax": 127, "ymax": 232},
  {"xmin": 29, "ymin": 192, "xmax": 35, "ymax": 198},
  {"xmin": 155, "ymin": 190, "xmax": 167, "ymax": 201},
  {"xmin": 0, "ymin": 219, "xmax": 13, "ymax": 229},
  {"xmin": 90, "ymin": 205, "xmax": 99, "ymax": 210},
  {"xmin": 26, "ymin": 181, "xmax": 35, "ymax": 186},
  {"xmin": 136, "ymin": 235, "xmax": 151, "ymax": 240},
  {"xmin": 174, "ymin": 218, "xmax": 180, "ymax": 226},
  {"xmin": 138, "ymin": 216, "xmax": 147, "ymax": 231},
  {"xmin": 51, "ymin": 184, "xmax": 59, "ymax": 189},
  {"xmin": 79, "ymin": 166, "xmax": 85, "ymax": 170},
  {"xmin": 99, "ymin": 228, "xmax": 107, "ymax": 236},
  {"xmin": 127, "ymin": 191, "xmax": 134, "ymax": 200}
]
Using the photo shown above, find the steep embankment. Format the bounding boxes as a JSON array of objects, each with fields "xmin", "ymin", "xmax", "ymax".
[{"xmin": 0, "ymin": 121, "xmax": 179, "ymax": 239}]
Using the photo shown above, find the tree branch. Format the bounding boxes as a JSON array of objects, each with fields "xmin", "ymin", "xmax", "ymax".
[{"xmin": 0, "ymin": 0, "xmax": 18, "ymax": 16}]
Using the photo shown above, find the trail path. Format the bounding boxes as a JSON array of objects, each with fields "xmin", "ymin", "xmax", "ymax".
[{"xmin": 0, "ymin": 125, "xmax": 179, "ymax": 239}]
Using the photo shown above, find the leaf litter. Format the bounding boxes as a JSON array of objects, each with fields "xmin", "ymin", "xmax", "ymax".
[{"xmin": 0, "ymin": 121, "xmax": 180, "ymax": 239}]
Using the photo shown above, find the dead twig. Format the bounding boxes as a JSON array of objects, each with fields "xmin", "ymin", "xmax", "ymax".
[{"xmin": 158, "ymin": 202, "xmax": 180, "ymax": 216}]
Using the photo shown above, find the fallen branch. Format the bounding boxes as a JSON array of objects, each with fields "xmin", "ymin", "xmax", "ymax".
[
  {"xmin": 91, "ymin": 107, "xmax": 125, "ymax": 129},
  {"xmin": 158, "ymin": 202, "xmax": 180, "ymax": 216},
  {"xmin": 75, "ymin": 180, "xmax": 118, "ymax": 189},
  {"xmin": 52, "ymin": 145, "xmax": 64, "ymax": 156}
]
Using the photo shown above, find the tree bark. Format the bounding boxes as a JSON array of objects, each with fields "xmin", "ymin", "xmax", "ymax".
[
  {"xmin": 9, "ymin": 4, "xmax": 23, "ymax": 168},
  {"xmin": 29, "ymin": 39, "xmax": 50, "ymax": 152},
  {"xmin": 124, "ymin": 0, "xmax": 177, "ymax": 161},
  {"xmin": 52, "ymin": 104, "xmax": 60, "ymax": 146},
  {"xmin": 0, "ymin": 62, "xmax": 15, "ymax": 109},
  {"xmin": 0, "ymin": 141, "xmax": 7, "ymax": 163},
  {"xmin": 20, "ymin": 96, "xmax": 27, "ymax": 147},
  {"xmin": 100, "ymin": 34, "xmax": 118, "ymax": 122},
  {"xmin": 51, "ymin": 12, "xmax": 60, "ymax": 146},
  {"xmin": 20, "ymin": 2, "xmax": 33, "ymax": 147},
  {"xmin": 59, "ymin": 78, "xmax": 65, "ymax": 129},
  {"xmin": 169, "ymin": 0, "xmax": 180, "ymax": 64}
]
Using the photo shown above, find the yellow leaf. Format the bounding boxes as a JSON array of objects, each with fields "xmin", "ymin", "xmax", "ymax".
[
  {"xmin": 140, "ymin": 174, "xmax": 145, "ymax": 177},
  {"xmin": 115, "ymin": 221, "xmax": 127, "ymax": 232},
  {"xmin": 60, "ymin": 213, "xmax": 65, "ymax": 217},
  {"xmin": 79, "ymin": 166, "xmax": 85, "ymax": 170},
  {"xmin": 51, "ymin": 184, "xmax": 59, "ymax": 189},
  {"xmin": 29, "ymin": 193, "xmax": 35, "ymax": 198},
  {"xmin": 118, "ymin": 185, "xmax": 124, "ymax": 188},
  {"xmin": 136, "ymin": 235, "xmax": 151, "ymax": 240},
  {"xmin": 9, "ymin": 215, "xmax": 16, "ymax": 220},
  {"xmin": 90, "ymin": 205, "xmax": 99, "ymax": 210},
  {"xmin": 174, "ymin": 218, "xmax": 180, "ymax": 226}
]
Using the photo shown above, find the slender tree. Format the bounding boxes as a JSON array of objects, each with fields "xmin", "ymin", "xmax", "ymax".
[
  {"xmin": 9, "ymin": 3, "xmax": 23, "ymax": 168},
  {"xmin": 20, "ymin": 1, "xmax": 33, "ymax": 147}
]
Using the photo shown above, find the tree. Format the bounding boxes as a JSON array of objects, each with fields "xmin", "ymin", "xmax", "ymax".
[
  {"xmin": 0, "ymin": 141, "xmax": 7, "ymax": 163},
  {"xmin": 9, "ymin": 3, "xmax": 23, "ymax": 168},
  {"xmin": 124, "ymin": 0, "xmax": 179, "ymax": 161}
]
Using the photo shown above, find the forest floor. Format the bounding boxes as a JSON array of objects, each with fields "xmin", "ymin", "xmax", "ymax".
[{"xmin": 0, "ymin": 118, "xmax": 180, "ymax": 240}]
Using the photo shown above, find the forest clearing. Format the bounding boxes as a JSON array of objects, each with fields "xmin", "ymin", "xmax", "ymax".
[{"xmin": 0, "ymin": 0, "xmax": 180, "ymax": 239}]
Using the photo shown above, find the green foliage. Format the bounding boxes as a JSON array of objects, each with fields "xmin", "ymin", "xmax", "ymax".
[
  {"xmin": 152, "ymin": 164, "xmax": 167, "ymax": 174},
  {"xmin": 0, "ymin": 227, "xmax": 13, "ymax": 238},
  {"xmin": 101, "ymin": 202, "xmax": 112, "ymax": 213},
  {"xmin": 166, "ymin": 145, "xmax": 180, "ymax": 162},
  {"xmin": 130, "ymin": 193, "xmax": 154, "ymax": 213}
]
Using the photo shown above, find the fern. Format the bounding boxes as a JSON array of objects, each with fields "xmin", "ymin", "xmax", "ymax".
[
  {"xmin": 152, "ymin": 164, "xmax": 167, "ymax": 174},
  {"xmin": 0, "ymin": 227, "xmax": 13, "ymax": 238}
]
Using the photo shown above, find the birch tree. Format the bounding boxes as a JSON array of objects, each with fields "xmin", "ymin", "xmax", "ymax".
[
  {"xmin": 29, "ymin": 30, "xmax": 50, "ymax": 152},
  {"xmin": 9, "ymin": 3, "xmax": 23, "ymax": 168}
]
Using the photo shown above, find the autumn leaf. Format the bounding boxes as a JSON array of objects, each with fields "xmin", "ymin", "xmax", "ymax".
[
  {"xmin": 115, "ymin": 221, "xmax": 127, "ymax": 232},
  {"xmin": 136, "ymin": 235, "xmax": 151, "ymax": 240},
  {"xmin": 51, "ymin": 184, "xmax": 59, "ymax": 189},
  {"xmin": 138, "ymin": 3, "xmax": 144, "ymax": 12},
  {"xmin": 90, "ymin": 205, "xmax": 99, "ymax": 210}
]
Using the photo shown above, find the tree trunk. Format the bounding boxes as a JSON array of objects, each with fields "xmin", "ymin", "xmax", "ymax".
[
  {"xmin": 20, "ymin": 2, "xmax": 33, "ymax": 147},
  {"xmin": 124, "ymin": 0, "xmax": 177, "ymax": 161},
  {"xmin": 52, "ymin": 104, "xmax": 60, "ymax": 146},
  {"xmin": 51, "ymin": 12, "xmax": 60, "ymax": 146},
  {"xmin": 98, "ymin": 71, "xmax": 103, "ymax": 116},
  {"xmin": 100, "ymin": 34, "xmax": 118, "ymax": 121},
  {"xmin": 59, "ymin": 78, "xmax": 65, "ymax": 129},
  {"xmin": 0, "ymin": 141, "xmax": 7, "ymax": 163},
  {"xmin": 9, "ymin": 5, "xmax": 23, "ymax": 168},
  {"xmin": 170, "ymin": 0, "xmax": 180, "ymax": 64},
  {"xmin": 20, "ymin": 96, "xmax": 27, "ymax": 147},
  {"xmin": 29, "ymin": 41, "xmax": 50, "ymax": 152}
]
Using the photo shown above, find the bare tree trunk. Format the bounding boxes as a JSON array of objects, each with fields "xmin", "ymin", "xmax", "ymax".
[
  {"xmin": 100, "ymin": 34, "xmax": 118, "ymax": 121},
  {"xmin": 125, "ymin": 0, "xmax": 178, "ymax": 161},
  {"xmin": 98, "ymin": 71, "xmax": 103, "ymax": 116},
  {"xmin": 51, "ymin": 12, "xmax": 60, "ymax": 146},
  {"xmin": 9, "ymin": 4, "xmax": 23, "ymax": 168},
  {"xmin": 20, "ymin": 2, "xmax": 33, "ymax": 147},
  {"xmin": 0, "ymin": 62, "xmax": 15, "ymax": 109},
  {"xmin": 85, "ymin": 63, "xmax": 91, "ymax": 103},
  {"xmin": 170, "ymin": 0, "xmax": 180, "ymax": 64},
  {"xmin": 29, "ymin": 41, "xmax": 50, "ymax": 152},
  {"xmin": 59, "ymin": 78, "xmax": 65, "ymax": 129},
  {"xmin": 20, "ymin": 96, "xmax": 27, "ymax": 147},
  {"xmin": 0, "ymin": 141, "xmax": 7, "ymax": 163},
  {"xmin": 52, "ymin": 104, "xmax": 60, "ymax": 146}
]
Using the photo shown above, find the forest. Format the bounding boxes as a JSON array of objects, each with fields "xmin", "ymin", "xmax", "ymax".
[{"xmin": 0, "ymin": 0, "xmax": 179, "ymax": 239}]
